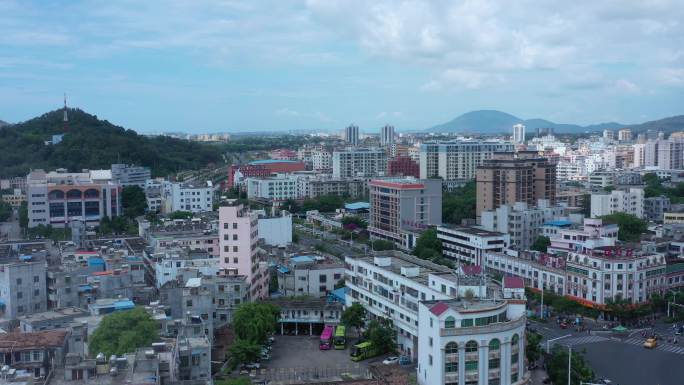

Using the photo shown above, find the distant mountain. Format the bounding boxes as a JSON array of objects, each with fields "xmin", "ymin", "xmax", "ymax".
[
  {"xmin": 0, "ymin": 108, "xmax": 224, "ymax": 178},
  {"xmin": 427, "ymin": 110, "xmax": 626, "ymax": 134},
  {"xmin": 622, "ymin": 115, "xmax": 684, "ymax": 135},
  {"xmin": 0, "ymin": 120, "xmax": 9, "ymax": 128}
]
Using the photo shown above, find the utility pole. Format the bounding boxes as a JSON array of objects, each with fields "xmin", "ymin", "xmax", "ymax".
[
  {"xmin": 567, "ymin": 345, "xmax": 572, "ymax": 385},
  {"xmin": 541, "ymin": 286, "xmax": 545, "ymax": 320}
]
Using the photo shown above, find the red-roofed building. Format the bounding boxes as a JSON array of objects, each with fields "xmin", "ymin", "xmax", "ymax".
[
  {"xmin": 227, "ymin": 160, "xmax": 306, "ymax": 189},
  {"xmin": 429, "ymin": 302, "xmax": 449, "ymax": 316},
  {"xmin": 459, "ymin": 265, "xmax": 482, "ymax": 276}
]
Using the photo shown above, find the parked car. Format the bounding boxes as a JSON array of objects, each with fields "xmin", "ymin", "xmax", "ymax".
[
  {"xmin": 643, "ymin": 338, "xmax": 657, "ymax": 349},
  {"xmin": 243, "ymin": 362, "xmax": 261, "ymax": 370},
  {"xmin": 382, "ymin": 356, "xmax": 399, "ymax": 365}
]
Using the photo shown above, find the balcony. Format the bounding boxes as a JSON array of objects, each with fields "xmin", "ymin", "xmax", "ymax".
[
  {"xmin": 488, "ymin": 368, "xmax": 501, "ymax": 379},
  {"xmin": 465, "ymin": 352, "xmax": 478, "ymax": 361},
  {"xmin": 444, "ymin": 373, "xmax": 459, "ymax": 383},
  {"xmin": 465, "ymin": 372, "xmax": 479, "ymax": 382},
  {"xmin": 445, "ymin": 353, "xmax": 458, "ymax": 363},
  {"xmin": 488, "ymin": 350, "xmax": 501, "ymax": 360}
]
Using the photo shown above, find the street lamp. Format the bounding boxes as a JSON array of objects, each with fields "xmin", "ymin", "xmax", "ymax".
[{"xmin": 546, "ymin": 334, "xmax": 572, "ymax": 353}]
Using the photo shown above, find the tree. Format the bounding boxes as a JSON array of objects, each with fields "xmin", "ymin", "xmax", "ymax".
[
  {"xmin": 531, "ymin": 236, "xmax": 551, "ymax": 252},
  {"xmin": 413, "ymin": 227, "xmax": 450, "ymax": 268},
  {"xmin": 121, "ymin": 185, "xmax": 147, "ymax": 218},
  {"xmin": 341, "ymin": 302, "xmax": 367, "ymax": 336},
  {"xmin": 334, "ymin": 278, "xmax": 346, "ymax": 290},
  {"xmin": 600, "ymin": 213, "xmax": 647, "ymax": 242},
  {"xmin": 19, "ymin": 201, "xmax": 28, "ymax": 229},
  {"xmin": 281, "ymin": 198, "xmax": 301, "ymax": 214},
  {"xmin": 228, "ymin": 340, "xmax": 262, "ymax": 367},
  {"xmin": 168, "ymin": 211, "xmax": 193, "ymax": 220},
  {"xmin": 216, "ymin": 377, "xmax": 252, "ymax": 385},
  {"xmin": 546, "ymin": 345, "xmax": 594, "ymax": 385},
  {"xmin": 442, "ymin": 181, "xmax": 476, "ymax": 224},
  {"xmin": 364, "ymin": 317, "xmax": 396, "ymax": 355},
  {"xmin": 89, "ymin": 308, "xmax": 159, "ymax": 357},
  {"xmin": 232, "ymin": 302, "xmax": 279, "ymax": 344},
  {"xmin": 268, "ymin": 273, "xmax": 279, "ymax": 294},
  {"xmin": 526, "ymin": 332, "xmax": 543, "ymax": 364},
  {"xmin": 342, "ymin": 215, "xmax": 368, "ymax": 229},
  {"xmin": 371, "ymin": 239, "xmax": 395, "ymax": 251},
  {"xmin": 301, "ymin": 194, "xmax": 345, "ymax": 213},
  {"xmin": 0, "ymin": 201, "xmax": 11, "ymax": 222}
]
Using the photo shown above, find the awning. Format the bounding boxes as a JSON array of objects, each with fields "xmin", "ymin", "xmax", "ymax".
[
  {"xmin": 78, "ymin": 284, "xmax": 93, "ymax": 293},
  {"xmin": 277, "ymin": 266, "xmax": 290, "ymax": 274},
  {"xmin": 114, "ymin": 300, "xmax": 135, "ymax": 310}
]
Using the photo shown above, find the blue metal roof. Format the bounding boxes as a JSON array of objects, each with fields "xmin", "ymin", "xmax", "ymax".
[
  {"xmin": 291, "ymin": 255, "xmax": 315, "ymax": 263},
  {"xmin": 345, "ymin": 202, "xmax": 370, "ymax": 210},
  {"xmin": 114, "ymin": 300, "xmax": 135, "ymax": 310},
  {"xmin": 249, "ymin": 159, "xmax": 298, "ymax": 165},
  {"xmin": 277, "ymin": 266, "xmax": 290, "ymax": 274},
  {"xmin": 544, "ymin": 220, "xmax": 573, "ymax": 227},
  {"xmin": 88, "ymin": 257, "xmax": 105, "ymax": 266},
  {"xmin": 78, "ymin": 284, "xmax": 93, "ymax": 292},
  {"xmin": 330, "ymin": 287, "xmax": 348, "ymax": 302}
]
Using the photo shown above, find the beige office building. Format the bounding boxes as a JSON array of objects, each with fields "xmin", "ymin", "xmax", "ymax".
[{"xmin": 475, "ymin": 152, "xmax": 556, "ymax": 219}]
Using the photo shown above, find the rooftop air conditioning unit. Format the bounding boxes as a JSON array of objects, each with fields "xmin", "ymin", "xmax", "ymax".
[
  {"xmin": 401, "ymin": 266, "xmax": 419, "ymax": 277},
  {"xmin": 373, "ymin": 256, "xmax": 391, "ymax": 267}
]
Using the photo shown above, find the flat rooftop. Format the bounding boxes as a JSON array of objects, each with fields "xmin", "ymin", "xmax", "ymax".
[
  {"xmin": 438, "ymin": 225, "xmax": 505, "ymax": 237},
  {"xmin": 351, "ymin": 251, "xmax": 451, "ymax": 286},
  {"xmin": 18, "ymin": 307, "xmax": 90, "ymax": 323},
  {"xmin": 425, "ymin": 297, "xmax": 508, "ymax": 314}
]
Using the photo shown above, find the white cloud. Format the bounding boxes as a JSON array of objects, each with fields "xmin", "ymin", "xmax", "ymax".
[
  {"xmin": 614, "ymin": 79, "xmax": 640, "ymax": 93},
  {"xmin": 658, "ymin": 68, "xmax": 684, "ymax": 86},
  {"xmin": 422, "ymin": 69, "xmax": 504, "ymax": 91},
  {"xmin": 275, "ymin": 108, "xmax": 332, "ymax": 123}
]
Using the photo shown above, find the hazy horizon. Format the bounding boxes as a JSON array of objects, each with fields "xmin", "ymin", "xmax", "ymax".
[{"xmin": 1, "ymin": 1, "xmax": 683, "ymax": 133}]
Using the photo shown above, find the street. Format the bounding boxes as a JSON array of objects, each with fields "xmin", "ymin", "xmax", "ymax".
[{"xmin": 528, "ymin": 318, "xmax": 684, "ymax": 385}]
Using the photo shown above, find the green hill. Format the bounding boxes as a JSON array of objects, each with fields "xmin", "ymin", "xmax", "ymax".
[{"xmin": 0, "ymin": 108, "xmax": 223, "ymax": 178}]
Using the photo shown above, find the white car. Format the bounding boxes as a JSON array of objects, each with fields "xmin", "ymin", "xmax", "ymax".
[{"xmin": 382, "ymin": 356, "xmax": 399, "ymax": 365}]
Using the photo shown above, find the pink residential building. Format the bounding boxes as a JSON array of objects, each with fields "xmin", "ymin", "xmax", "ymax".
[{"xmin": 219, "ymin": 201, "xmax": 269, "ymax": 299}]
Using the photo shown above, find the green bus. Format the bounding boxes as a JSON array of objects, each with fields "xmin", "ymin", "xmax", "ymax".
[
  {"xmin": 334, "ymin": 325, "xmax": 346, "ymax": 349},
  {"xmin": 350, "ymin": 341, "xmax": 381, "ymax": 362}
]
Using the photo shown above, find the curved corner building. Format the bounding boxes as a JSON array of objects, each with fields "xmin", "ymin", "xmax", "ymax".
[{"xmin": 416, "ymin": 277, "xmax": 527, "ymax": 385}]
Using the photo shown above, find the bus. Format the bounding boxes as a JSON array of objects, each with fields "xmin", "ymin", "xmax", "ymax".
[
  {"xmin": 350, "ymin": 341, "xmax": 381, "ymax": 362},
  {"xmin": 333, "ymin": 325, "xmax": 346, "ymax": 350},
  {"xmin": 319, "ymin": 325, "xmax": 334, "ymax": 350}
]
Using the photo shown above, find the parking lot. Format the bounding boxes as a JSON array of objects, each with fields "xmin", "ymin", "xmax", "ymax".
[{"xmin": 253, "ymin": 335, "xmax": 377, "ymax": 384}]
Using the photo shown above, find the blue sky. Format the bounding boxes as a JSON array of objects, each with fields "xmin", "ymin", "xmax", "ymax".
[{"xmin": 1, "ymin": 1, "xmax": 683, "ymax": 133}]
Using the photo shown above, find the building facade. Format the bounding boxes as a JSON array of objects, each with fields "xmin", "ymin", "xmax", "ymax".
[
  {"xmin": 419, "ymin": 140, "xmax": 515, "ymax": 184},
  {"xmin": 344, "ymin": 124, "xmax": 359, "ymax": 146},
  {"xmin": 246, "ymin": 176, "xmax": 298, "ymax": 201},
  {"xmin": 437, "ymin": 226, "xmax": 509, "ymax": 266},
  {"xmin": 380, "ymin": 124, "xmax": 395, "ymax": 147},
  {"xmin": 0, "ymin": 253, "xmax": 48, "ymax": 321},
  {"xmin": 110, "ymin": 164, "xmax": 151, "ymax": 188},
  {"xmin": 368, "ymin": 178, "xmax": 442, "ymax": 250},
  {"xmin": 590, "ymin": 188, "xmax": 644, "ymax": 219},
  {"xmin": 27, "ymin": 169, "xmax": 121, "ymax": 228},
  {"xmin": 332, "ymin": 148, "xmax": 388, "ymax": 178},
  {"xmin": 475, "ymin": 152, "xmax": 557, "ymax": 219},
  {"xmin": 388, "ymin": 156, "xmax": 420, "ymax": 178}
]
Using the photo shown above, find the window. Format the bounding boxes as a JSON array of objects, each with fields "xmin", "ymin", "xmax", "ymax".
[
  {"xmin": 445, "ymin": 362, "xmax": 458, "ymax": 372},
  {"xmin": 233, "ymin": 234, "xmax": 238, "ymax": 240},
  {"xmin": 465, "ymin": 361, "xmax": 478, "ymax": 371},
  {"xmin": 33, "ymin": 276, "xmax": 40, "ymax": 283},
  {"xmin": 428, "ymin": 355, "xmax": 432, "ymax": 366},
  {"xmin": 445, "ymin": 342, "xmax": 458, "ymax": 354},
  {"xmin": 233, "ymin": 223, "xmax": 238, "ymax": 229},
  {"xmin": 465, "ymin": 340, "xmax": 478, "ymax": 353},
  {"xmin": 488, "ymin": 358, "xmax": 500, "ymax": 369},
  {"xmin": 233, "ymin": 246, "xmax": 238, "ymax": 252},
  {"xmin": 16, "ymin": 278, "xmax": 22, "ymax": 285},
  {"xmin": 429, "ymin": 317, "xmax": 433, "ymax": 327},
  {"xmin": 461, "ymin": 318, "xmax": 473, "ymax": 327},
  {"xmin": 444, "ymin": 316, "xmax": 456, "ymax": 328},
  {"xmin": 489, "ymin": 338, "xmax": 500, "ymax": 351},
  {"xmin": 319, "ymin": 275, "xmax": 327, "ymax": 283},
  {"xmin": 429, "ymin": 337, "xmax": 433, "ymax": 347}
]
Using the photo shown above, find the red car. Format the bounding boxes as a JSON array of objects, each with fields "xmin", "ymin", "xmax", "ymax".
[{"xmin": 560, "ymin": 322, "xmax": 569, "ymax": 329}]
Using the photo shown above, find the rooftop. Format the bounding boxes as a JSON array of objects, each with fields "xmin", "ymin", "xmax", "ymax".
[
  {"xmin": 345, "ymin": 202, "xmax": 370, "ymax": 210},
  {"xmin": 439, "ymin": 225, "xmax": 506, "ymax": 237},
  {"xmin": 18, "ymin": 307, "xmax": 90, "ymax": 323},
  {"xmin": 250, "ymin": 159, "xmax": 300, "ymax": 165},
  {"xmin": 424, "ymin": 298, "xmax": 508, "ymax": 314},
  {"xmin": 0, "ymin": 330, "xmax": 68, "ymax": 351},
  {"xmin": 351, "ymin": 251, "xmax": 451, "ymax": 286}
]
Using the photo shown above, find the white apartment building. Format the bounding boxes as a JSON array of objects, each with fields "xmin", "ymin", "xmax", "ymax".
[
  {"xmin": 218, "ymin": 200, "xmax": 269, "ymax": 299},
  {"xmin": 346, "ymin": 251, "xmax": 484, "ymax": 360},
  {"xmin": 380, "ymin": 124, "xmax": 395, "ymax": 147},
  {"xmin": 311, "ymin": 150, "xmax": 332, "ymax": 172},
  {"xmin": 419, "ymin": 140, "xmax": 515, "ymax": 185},
  {"xmin": 257, "ymin": 213, "xmax": 292, "ymax": 246},
  {"xmin": 437, "ymin": 226, "xmax": 509, "ymax": 266},
  {"xmin": 163, "ymin": 181, "xmax": 213, "ymax": 213},
  {"xmin": 246, "ymin": 175, "xmax": 298, "ymax": 201},
  {"xmin": 480, "ymin": 200, "xmax": 567, "ymax": 251},
  {"xmin": 512, "ymin": 124, "xmax": 525, "ymax": 144},
  {"xmin": 417, "ymin": 278, "xmax": 527, "ymax": 385},
  {"xmin": 344, "ymin": 124, "xmax": 359, "ymax": 146},
  {"xmin": 547, "ymin": 218, "xmax": 618, "ymax": 254},
  {"xmin": 590, "ymin": 188, "xmax": 644, "ymax": 219},
  {"xmin": 296, "ymin": 176, "xmax": 368, "ymax": 199},
  {"xmin": 26, "ymin": 169, "xmax": 121, "ymax": 228},
  {"xmin": 111, "ymin": 163, "xmax": 151, "ymax": 188},
  {"xmin": 332, "ymin": 148, "xmax": 387, "ymax": 178}
]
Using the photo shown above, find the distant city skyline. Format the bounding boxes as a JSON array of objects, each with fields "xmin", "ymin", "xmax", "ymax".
[{"xmin": 1, "ymin": 1, "xmax": 683, "ymax": 133}]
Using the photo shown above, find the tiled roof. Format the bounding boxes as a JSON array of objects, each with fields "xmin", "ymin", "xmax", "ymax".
[
  {"xmin": 429, "ymin": 302, "xmax": 449, "ymax": 316},
  {"xmin": 461, "ymin": 265, "xmax": 482, "ymax": 275},
  {"xmin": 0, "ymin": 330, "xmax": 68, "ymax": 351}
]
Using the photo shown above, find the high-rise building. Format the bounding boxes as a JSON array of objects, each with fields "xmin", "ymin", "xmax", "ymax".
[
  {"xmin": 332, "ymin": 148, "xmax": 387, "ymax": 178},
  {"xmin": 344, "ymin": 124, "xmax": 359, "ymax": 146},
  {"xmin": 26, "ymin": 169, "xmax": 121, "ymax": 228},
  {"xmin": 380, "ymin": 124, "xmax": 394, "ymax": 147},
  {"xmin": 368, "ymin": 178, "xmax": 441, "ymax": 249},
  {"xmin": 218, "ymin": 201, "xmax": 269, "ymax": 299},
  {"xmin": 657, "ymin": 136, "xmax": 684, "ymax": 170},
  {"xmin": 512, "ymin": 123, "xmax": 525, "ymax": 144},
  {"xmin": 387, "ymin": 156, "xmax": 420, "ymax": 178},
  {"xmin": 603, "ymin": 129, "xmax": 615, "ymax": 142},
  {"xmin": 618, "ymin": 128, "xmax": 632, "ymax": 142},
  {"xmin": 475, "ymin": 152, "xmax": 556, "ymax": 219},
  {"xmin": 419, "ymin": 140, "xmax": 515, "ymax": 187}
]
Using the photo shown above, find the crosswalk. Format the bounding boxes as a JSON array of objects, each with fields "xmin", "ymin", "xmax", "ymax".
[
  {"xmin": 555, "ymin": 335, "xmax": 609, "ymax": 347},
  {"xmin": 622, "ymin": 337, "xmax": 684, "ymax": 355}
]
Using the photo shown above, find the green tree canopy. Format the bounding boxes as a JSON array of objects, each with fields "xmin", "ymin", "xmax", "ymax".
[
  {"xmin": 342, "ymin": 215, "xmax": 368, "ymax": 229},
  {"xmin": 341, "ymin": 302, "xmax": 367, "ymax": 335},
  {"xmin": 442, "ymin": 181, "xmax": 476, "ymax": 224},
  {"xmin": 531, "ymin": 236, "xmax": 551, "ymax": 252},
  {"xmin": 0, "ymin": 201, "xmax": 11, "ymax": 222},
  {"xmin": 371, "ymin": 239, "xmax": 395, "ymax": 251},
  {"xmin": 546, "ymin": 345, "xmax": 594, "ymax": 385},
  {"xmin": 168, "ymin": 211, "xmax": 194, "ymax": 220},
  {"xmin": 89, "ymin": 308, "xmax": 159, "ymax": 357},
  {"xmin": 301, "ymin": 194, "xmax": 346, "ymax": 213},
  {"xmin": 363, "ymin": 317, "xmax": 396, "ymax": 355},
  {"xmin": 643, "ymin": 173, "xmax": 684, "ymax": 204},
  {"xmin": 19, "ymin": 201, "xmax": 28, "ymax": 229},
  {"xmin": 526, "ymin": 332, "xmax": 543, "ymax": 363},
  {"xmin": 121, "ymin": 185, "xmax": 147, "ymax": 218},
  {"xmin": 599, "ymin": 212, "xmax": 647, "ymax": 242},
  {"xmin": 232, "ymin": 302, "xmax": 279, "ymax": 344},
  {"xmin": 412, "ymin": 227, "xmax": 454, "ymax": 268}
]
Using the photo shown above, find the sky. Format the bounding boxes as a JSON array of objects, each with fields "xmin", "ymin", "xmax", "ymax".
[{"xmin": 1, "ymin": 0, "xmax": 683, "ymax": 133}]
